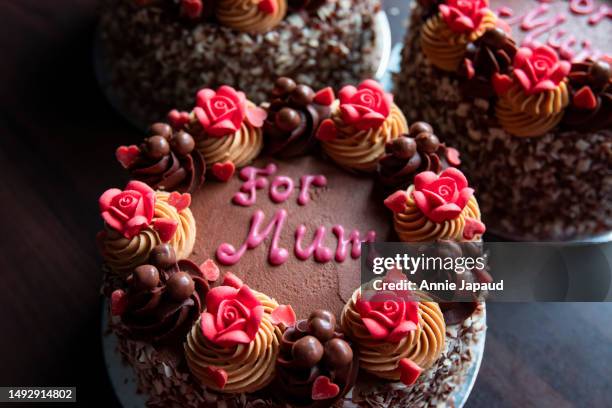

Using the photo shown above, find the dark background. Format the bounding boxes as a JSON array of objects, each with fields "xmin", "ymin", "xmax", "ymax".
[{"xmin": 1, "ymin": 1, "xmax": 611, "ymax": 407}]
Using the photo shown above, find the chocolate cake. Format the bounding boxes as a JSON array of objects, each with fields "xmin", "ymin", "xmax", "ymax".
[
  {"xmin": 395, "ymin": 0, "xmax": 612, "ymax": 240},
  {"xmin": 100, "ymin": 78, "xmax": 487, "ymax": 407},
  {"xmin": 97, "ymin": 0, "xmax": 383, "ymax": 125}
]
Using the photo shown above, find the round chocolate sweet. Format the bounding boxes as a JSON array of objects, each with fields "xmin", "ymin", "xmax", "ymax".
[
  {"xmin": 150, "ymin": 122, "xmax": 173, "ymax": 139},
  {"xmin": 323, "ymin": 338, "xmax": 353, "ymax": 368},
  {"xmin": 589, "ymin": 60, "xmax": 611, "ymax": 89},
  {"xmin": 481, "ymin": 27, "xmax": 507, "ymax": 48},
  {"xmin": 391, "ymin": 137, "xmax": 417, "ymax": 159},
  {"xmin": 409, "ymin": 121, "xmax": 433, "ymax": 136},
  {"xmin": 291, "ymin": 85, "xmax": 315, "ymax": 106},
  {"xmin": 149, "ymin": 244, "xmax": 176, "ymax": 269},
  {"xmin": 415, "ymin": 132, "xmax": 440, "ymax": 154},
  {"xmin": 275, "ymin": 77, "xmax": 297, "ymax": 95},
  {"xmin": 310, "ymin": 309, "xmax": 336, "ymax": 325},
  {"xmin": 133, "ymin": 264, "xmax": 160, "ymax": 290},
  {"xmin": 276, "ymin": 107, "xmax": 301, "ymax": 132},
  {"xmin": 144, "ymin": 135, "xmax": 171, "ymax": 160},
  {"xmin": 309, "ymin": 317, "xmax": 335, "ymax": 342},
  {"xmin": 292, "ymin": 335, "xmax": 324, "ymax": 368},
  {"xmin": 171, "ymin": 131, "xmax": 195, "ymax": 156},
  {"xmin": 166, "ymin": 271, "xmax": 195, "ymax": 302}
]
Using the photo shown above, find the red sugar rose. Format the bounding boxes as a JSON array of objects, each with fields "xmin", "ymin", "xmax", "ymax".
[
  {"xmin": 511, "ymin": 45, "xmax": 570, "ymax": 95},
  {"xmin": 412, "ymin": 168, "xmax": 474, "ymax": 223},
  {"xmin": 355, "ymin": 290, "xmax": 419, "ymax": 342},
  {"xmin": 439, "ymin": 0, "xmax": 490, "ymax": 34},
  {"xmin": 338, "ymin": 79, "xmax": 393, "ymax": 131},
  {"xmin": 201, "ymin": 281, "xmax": 264, "ymax": 347},
  {"xmin": 194, "ymin": 86, "xmax": 247, "ymax": 138},
  {"xmin": 99, "ymin": 181, "xmax": 155, "ymax": 239}
]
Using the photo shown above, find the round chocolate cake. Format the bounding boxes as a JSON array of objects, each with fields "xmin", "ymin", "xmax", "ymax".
[
  {"xmin": 395, "ymin": 0, "xmax": 612, "ymax": 240},
  {"xmin": 98, "ymin": 0, "xmax": 383, "ymax": 125},
  {"xmin": 100, "ymin": 78, "xmax": 487, "ymax": 407}
]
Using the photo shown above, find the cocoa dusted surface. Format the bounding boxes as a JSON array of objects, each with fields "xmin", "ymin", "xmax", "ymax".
[{"xmin": 189, "ymin": 155, "xmax": 394, "ymax": 318}]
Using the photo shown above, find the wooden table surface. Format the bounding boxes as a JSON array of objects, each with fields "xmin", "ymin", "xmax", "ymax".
[{"xmin": 1, "ymin": 1, "xmax": 611, "ymax": 407}]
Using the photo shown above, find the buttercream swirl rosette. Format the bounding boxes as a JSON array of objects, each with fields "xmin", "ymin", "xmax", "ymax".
[
  {"xmin": 187, "ymin": 85, "xmax": 267, "ymax": 171},
  {"xmin": 98, "ymin": 181, "xmax": 196, "ymax": 275},
  {"xmin": 216, "ymin": 0, "xmax": 287, "ymax": 34},
  {"xmin": 185, "ymin": 272, "xmax": 284, "ymax": 393},
  {"xmin": 316, "ymin": 79, "xmax": 408, "ymax": 173},
  {"xmin": 421, "ymin": 0, "xmax": 498, "ymax": 72},
  {"xmin": 341, "ymin": 286, "xmax": 445, "ymax": 385},
  {"xmin": 494, "ymin": 45, "xmax": 570, "ymax": 137},
  {"xmin": 384, "ymin": 168, "xmax": 485, "ymax": 242}
]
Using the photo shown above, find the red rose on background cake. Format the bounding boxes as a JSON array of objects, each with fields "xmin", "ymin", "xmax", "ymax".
[
  {"xmin": 412, "ymin": 168, "xmax": 474, "ymax": 223},
  {"xmin": 99, "ymin": 180, "xmax": 155, "ymax": 239},
  {"xmin": 201, "ymin": 279, "xmax": 265, "ymax": 347},
  {"xmin": 338, "ymin": 79, "xmax": 392, "ymax": 130},
  {"xmin": 194, "ymin": 86, "xmax": 248, "ymax": 137},
  {"xmin": 355, "ymin": 291, "xmax": 419, "ymax": 342},
  {"xmin": 439, "ymin": 0, "xmax": 490, "ymax": 34},
  {"xmin": 510, "ymin": 45, "xmax": 570, "ymax": 95}
]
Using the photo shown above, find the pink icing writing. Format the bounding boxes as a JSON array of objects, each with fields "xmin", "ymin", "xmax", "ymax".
[
  {"xmin": 270, "ymin": 176, "xmax": 294, "ymax": 204},
  {"xmin": 570, "ymin": 0, "xmax": 595, "ymax": 15},
  {"xmin": 294, "ymin": 225, "xmax": 333, "ymax": 262},
  {"xmin": 233, "ymin": 164, "xmax": 277, "ymax": 207},
  {"xmin": 216, "ymin": 209, "xmax": 289, "ymax": 266},
  {"xmin": 520, "ymin": 4, "xmax": 553, "ymax": 30},
  {"xmin": 298, "ymin": 175, "xmax": 327, "ymax": 206},
  {"xmin": 588, "ymin": 4, "xmax": 611, "ymax": 25},
  {"xmin": 332, "ymin": 225, "xmax": 376, "ymax": 263}
]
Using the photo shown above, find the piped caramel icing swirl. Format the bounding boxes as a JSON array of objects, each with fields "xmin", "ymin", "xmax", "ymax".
[
  {"xmin": 154, "ymin": 191, "xmax": 196, "ymax": 259},
  {"xmin": 341, "ymin": 289, "xmax": 446, "ymax": 379},
  {"xmin": 195, "ymin": 117, "xmax": 263, "ymax": 168},
  {"xmin": 496, "ymin": 82, "xmax": 569, "ymax": 137},
  {"xmin": 216, "ymin": 0, "xmax": 287, "ymax": 34},
  {"xmin": 321, "ymin": 103, "xmax": 408, "ymax": 173},
  {"xmin": 421, "ymin": 11, "xmax": 498, "ymax": 72},
  {"xmin": 393, "ymin": 186, "xmax": 482, "ymax": 242},
  {"xmin": 185, "ymin": 291, "xmax": 282, "ymax": 393}
]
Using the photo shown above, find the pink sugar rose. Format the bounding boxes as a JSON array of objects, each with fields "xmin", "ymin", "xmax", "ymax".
[
  {"xmin": 412, "ymin": 168, "xmax": 474, "ymax": 223},
  {"xmin": 338, "ymin": 79, "xmax": 393, "ymax": 131},
  {"xmin": 512, "ymin": 45, "xmax": 570, "ymax": 95},
  {"xmin": 356, "ymin": 290, "xmax": 419, "ymax": 342},
  {"xmin": 194, "ymin": 86, "xmax": 247, "ymax": 138},
  {"xmin": 440, "ymin": 0, "xmax": 490, "ymax": 34},
  {"xmin": 99, "ymin": 180, "xmax": 155, "ymax": 239}
]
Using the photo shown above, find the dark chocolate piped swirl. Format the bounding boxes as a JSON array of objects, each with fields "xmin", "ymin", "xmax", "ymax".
[
  {"xmin": 377, "ymin": 121, "xmax": 461, "ymax": 190},
  {"xmin": 563, "ymin": 59, "xmax": 612, "ymax": 132},
  {"xmin": 112, "ymin": 244, "xmax": 209, "ymax": 344},
  {"xmin": 263, "ymin": 77, "xmax": 332, "ymax": 158},
  {"xmin": 459, "ymin": 27, "xmax": 517, "ymax": 100},
  {"xmin": 117, "ymin": 122, "xmax": 205, "ymax": 193},
  {"xmin": 275, "ymin": 310, "xmax": 358, "ymax": 406}
]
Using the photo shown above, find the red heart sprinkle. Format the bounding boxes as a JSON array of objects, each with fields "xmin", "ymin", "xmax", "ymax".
[
  {"xmin": 200, "ymin": 259, "xmax": 220, "ymax": 282},
  {"xmin": 167, "ymin": 191, "xmax": 192, "ymax": 212},
  {"xmin": 205, "ymin": 366, "xmax": 228, "ymax": 389},
  {"xmin": 152, "ymin": 218, "xmax": 178, "ymax": 242},
  {"xmin": 316, "ymin": 119, "xmax": 337, "ymax": 141},
  {"xmin": 180, "ymin": 0, "xmax": 203, "ymax": 19},
  {"xmin": 445, "ymin": 147, "xmax": 461, "ymax": 167},
  {"xmin": 115, "ymin": 145, "xmax": 141, "ymax": 169},
  {"xmin": 492, "ymin": 73, "xmax": 513, "ymax": 95},
  {"xmin": 311, "ymin": 376, "xmax": 340, "ymax": 400},
  {"xmin": 572, "ymin": 86, "xmax": 598, "ymax": 110},
  {"xmin": 314, "ymin": 87, "xmax": 335, "ymax": 106},
  {"xmin": 222, "ymin": 271, "xmax": 243, "ymax": 289},
  {"xmin": 111, "ymin": 289, "xmax": 127, "ymax": 316},
  {"xmin": 463, "ymin": 217, "xmax": 486, "ymax": 240},
  {"xmin": 258, "ymin": 0, "xmax": 277, "ymax": 14},
  {"xmin": 384, "ymin": 190, "xmax": 408, "ymax": 214},
  {"xmin": 270, "ymin": 305, "xmax": 297, "ymax": 327},
  {"xmin": 246, "ymin": 106, "xmax": 267, "ymax": 128},
  {"xmin": 167, "ymin": 109, "xmax": 191, "ymax": 129},
  {"xmin": 399, "ymin": 358, "xmax": 422, "ymax": 385},
  {"xmin": 464, "ymin": 58, "xmax": 475, "ymax": 80},
  {"xmin": 211, "ymin": 161, "xmax": 235, "ymax": 182}
]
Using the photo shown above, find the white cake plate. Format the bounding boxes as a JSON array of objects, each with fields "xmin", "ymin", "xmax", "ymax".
[{"xmin": 102, "ymin": 302, "xmax": 486, "ymax": 408}]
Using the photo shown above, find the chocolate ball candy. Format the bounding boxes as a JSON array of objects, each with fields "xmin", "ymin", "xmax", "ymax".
[
  {"xmin": 149, "ymin": 122, "xmax": 173, "ymax": 139},
  {"xmin": 133, "ymin": 264, "xmax": 160, "ymax": 290},
  {"xmin": 292, "ymin": 335, "xmax": 324, "ymax": 368},
  {"xmin": 482, "ymin": 27, "xmax": 507, "ymax": 48},
  {"xmin": 274, "ymin": 77, "xmax": 297, "ymax": 95},
  {"xmin": 324, "ymin": 338, "xmax": 353, "ymax": 368},
  {"xmin": 308, "ymin": 313, "xmax": 336, "ymax": 342},
  {"xmin": 589, "ymin": 60, "xmax": 611, "ymax": 89},
  {"xmin": 144, "ymin": 135, "xmax": 171, "ymax": 160},
  {"xmin": 291, "ymin": 85, "xmax": 315, "ymax": 107},
  {"xmin": 149, "ymin": 244, "xmax": 176, "ymax": 269},
  {"xmin": 409, "ymin": 121, "xmax": 433, "ymax": 136},
  {"xmin": 391, "ymin": 137, "xmax": 417, "ymax": 159},
  {"xmin": 275, "ymin": 107, "xmax": 301, "ymax": 132},
  {"xmin": 310, "ymin": 309, "xmax": 336, "ymax": 326},
  {"xmin": 166, "ymin": 271, "xmax": 195, "ymax": 301},
  {"xmin": 171, "ymin": 131, "xmax": 195, "ymax": 156},
  {"xmin": 415, "ymin": 132, "xmax": 440, "ymax": 154}
]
